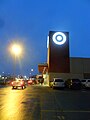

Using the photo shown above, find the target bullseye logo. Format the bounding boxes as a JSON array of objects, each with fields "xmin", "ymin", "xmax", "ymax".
[{"xmin": 52, "ymin": 32, "xmax": 66, "ymax": 45}]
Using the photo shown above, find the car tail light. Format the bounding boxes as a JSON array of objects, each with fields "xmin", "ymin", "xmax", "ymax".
[
  {"xmin": 28, "ymin": 80, "xmax": 32, "ymax": 83},
  {"xmin": 30, "ymin": 80, "xmax": 32, "ymax": 83}
]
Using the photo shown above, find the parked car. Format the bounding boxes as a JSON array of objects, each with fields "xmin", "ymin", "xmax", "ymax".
[
  {"xmin": 52, "ymin": 78, "xmax": 65, "ymax": 89},
  {"xmin": 80, "ymin": 79, "xmax": 87, "ymax": 88},
  {"xmin": 65, "ymin": 78, "xmax": 82, "ymax": 89},
  {"xmin": 11, "ymin": 78, "xmax": 26, "ymax": 89},
  {"xmin": 81, "ymin": 79, "xmax": 90, "ymax": 89},
  {"xmin": 27, "ymin": 79, "xmax": 33, "ymax": 85},
  {"xmin": 6, "ymin": 79, "xmax": 13, "ymax": 85}
]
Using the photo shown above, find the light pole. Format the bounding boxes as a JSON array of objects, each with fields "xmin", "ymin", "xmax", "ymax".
[{"xmin": 11, "ymin": 43, "xmax": 22, "ymax": 79}]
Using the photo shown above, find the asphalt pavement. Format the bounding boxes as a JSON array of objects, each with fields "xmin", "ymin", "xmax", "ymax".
[{"xmin": 0, "ymin": 84, "xmax": 90, "ymax": 120}]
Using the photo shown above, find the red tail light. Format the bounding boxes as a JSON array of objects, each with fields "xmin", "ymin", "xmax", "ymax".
[{"xmin": 28, "ymin": 80, "xmax": 32, "ymax": 83}]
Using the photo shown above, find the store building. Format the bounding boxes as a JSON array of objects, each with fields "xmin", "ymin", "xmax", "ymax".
[{"xmin": 38, "ymin": 31, "xmax": 90, "ymax": 85}]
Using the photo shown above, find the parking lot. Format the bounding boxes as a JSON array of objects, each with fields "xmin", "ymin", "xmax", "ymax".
[{"xmin": 0, "ymin": 84, "xmax": 90, "ymax": 120}]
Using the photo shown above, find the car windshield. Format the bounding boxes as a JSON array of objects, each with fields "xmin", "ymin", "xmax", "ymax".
[
  {"xmin": 72, "ymin": 79, "xmax": 80, "ymax": 82},
  {"xmin": 81, "ymin": 80, "xmax": 86, "ymax": 82},
  {"xmin": 55, "ymin": 79, "xmax": 64, "ymax": 82}
]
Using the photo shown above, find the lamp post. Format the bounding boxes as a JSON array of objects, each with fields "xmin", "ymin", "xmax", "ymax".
[{"xmin": 11, "ymin": 43, "xmax": 22, "ymax": 79}]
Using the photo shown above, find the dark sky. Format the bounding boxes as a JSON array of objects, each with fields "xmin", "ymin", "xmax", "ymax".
[{"xmin": 0, "ymin": 0, "xmax": 90, "ymax": 76}]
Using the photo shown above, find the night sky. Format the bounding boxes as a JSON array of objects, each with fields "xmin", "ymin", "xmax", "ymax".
[{"xmin": 0, "ymin": 0, "xmax": 90, "ymax": 76}]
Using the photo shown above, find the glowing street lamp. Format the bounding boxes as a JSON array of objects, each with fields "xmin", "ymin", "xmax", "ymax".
[
  {"xmin": 11, "ymin": 44, "xmax": 22, "ymax": 56},
  {"xmin": 11, "ymin": 43, "xmax": 23, "ymax": 78},
  {"xmin": 31, "ymin": 69, "xmax": 33, "ymax": 72},
  {"xmin": 29, "ymin": 69, "xmax": 34, "ymax": 77}
]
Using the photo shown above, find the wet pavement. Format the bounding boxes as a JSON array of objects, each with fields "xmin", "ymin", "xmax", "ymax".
[{"xmin": 0, "ymin": 85, "xmax": 90, "ymax": 120}]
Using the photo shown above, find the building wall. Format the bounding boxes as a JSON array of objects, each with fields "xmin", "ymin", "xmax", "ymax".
[
  {"xmin": 43, "ymin": 73, "xmax": 49, "ymax": 85},
  {"xmin": 46, "ymin": 58, "xmax": 90, "ymax": 83},
  {"xmin": 70, "ymin": 58, "xmax": 83, "ymax": 73},
  {"xmin": 48, "ymin": 73, "xmax": 83, "ymax": 81},
  {"xmin": 83, "ymin": 58, "xmax": 90, "ymax": 73},
  {"xmin": 70, "ymin": 57, "xmax": 90, "ymax": 75}
]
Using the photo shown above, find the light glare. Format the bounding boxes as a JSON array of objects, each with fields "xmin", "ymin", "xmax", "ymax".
[{"xmin": 11, "ymin": 44, "xmax": 22, "ymax": 56}]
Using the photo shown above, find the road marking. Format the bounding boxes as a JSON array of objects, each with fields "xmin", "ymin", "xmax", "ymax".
[{"xmin": 57, "ymin": 116, "xmax": 65, "ymax": 120}]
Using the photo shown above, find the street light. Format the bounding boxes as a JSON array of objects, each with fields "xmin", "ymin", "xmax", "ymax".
[
  {"xmin": 31, "ymin": 69, "xmax": 33, "ymax": 72},
  {"xmin": 11, "ymin": 43, "xmax": 23, "ymax": 79},
  {"xmin": 11, "ymin": 44, "xmax": 22, "ymax": 56},
  {"xmin": 29, "ymin": 69, "xmax": 34, "ymax": 77}
]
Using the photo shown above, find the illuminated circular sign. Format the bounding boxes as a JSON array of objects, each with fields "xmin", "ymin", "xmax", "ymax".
[{"xmin": 52, "ymin": 32, "xmax": 66, "ymax": 45}]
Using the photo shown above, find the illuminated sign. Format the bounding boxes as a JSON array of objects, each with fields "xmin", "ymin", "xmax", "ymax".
[
  {"xmin": 52, "ymin": 32, "xmax": 66, "ymax": 45},
  {"xmin": 47, "ymin": 36, "xmax": 49, "ymax": 48}
]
